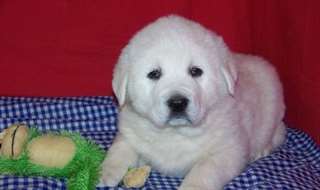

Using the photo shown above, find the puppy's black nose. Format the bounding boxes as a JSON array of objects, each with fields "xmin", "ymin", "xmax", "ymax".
[{"xmin": 167, "ymin": 95, "xmax": 189, "ymax": 113}]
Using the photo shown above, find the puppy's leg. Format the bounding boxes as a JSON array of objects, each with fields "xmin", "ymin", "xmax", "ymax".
[
  {"xmin": 252, "ymin": 122, "xmax": 286, "ymax": 162},
  {"xmin": 100, "ymin": 135, "xmax": 138, "ymax": 187},
  {"xmin": 271, "ymin": 121, "xmax": 286, "ymax": 149},
  {"xmin": 179, "ymin": 147, "xmax": 248, "ymax": 190}
]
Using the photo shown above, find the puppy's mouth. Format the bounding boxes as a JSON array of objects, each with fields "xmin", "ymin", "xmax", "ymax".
[{"xmin": 166, "ymin": 113, "xmax": 192, "ymax": 126}]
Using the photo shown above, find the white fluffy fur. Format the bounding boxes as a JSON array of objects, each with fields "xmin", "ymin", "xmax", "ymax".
[{"xmin": 100, "ymin": 15, "xmax": 286, "ymax": 190}]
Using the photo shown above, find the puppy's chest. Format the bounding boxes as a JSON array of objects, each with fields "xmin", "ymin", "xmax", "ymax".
[{"xmin": 125, "ymin": 128, "xmax": 207, "ymax": 175}]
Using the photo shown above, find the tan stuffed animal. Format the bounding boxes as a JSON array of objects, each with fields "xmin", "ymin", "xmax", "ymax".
[
  {"xmin": 0, "ymin": 124, "xmax": 76, "ymax": 168},
  {"xmin": 0, "ymin": 124, "xmax": 106, "ymax": 190}
]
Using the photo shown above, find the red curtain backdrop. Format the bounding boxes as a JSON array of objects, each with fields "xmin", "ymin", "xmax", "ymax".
[{"xmin": 0, "ymin": 0, "xmax": 319, "ymax": 143}]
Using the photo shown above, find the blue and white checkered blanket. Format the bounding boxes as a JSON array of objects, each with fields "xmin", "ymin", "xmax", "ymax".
[{"xmin": 0, "ymin": 96, "xmax": 319, "ymax": 190}]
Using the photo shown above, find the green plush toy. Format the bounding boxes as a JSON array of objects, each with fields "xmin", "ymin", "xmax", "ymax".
[{"xmin": 0, "ymin": 124, "xmax": 106, "ymax": 190}]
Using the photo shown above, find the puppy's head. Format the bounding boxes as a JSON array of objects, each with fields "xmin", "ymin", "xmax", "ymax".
[{"xmin": 113, "ymin": 15, "xmax": 237, "ymax": 128}]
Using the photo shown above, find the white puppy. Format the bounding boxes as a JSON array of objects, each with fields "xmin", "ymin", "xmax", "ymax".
[{"xmin": 101, "ymin": 15, "xmax": 286, "ymax": 190}]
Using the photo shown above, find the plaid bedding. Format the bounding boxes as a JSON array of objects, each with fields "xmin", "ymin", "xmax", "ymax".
[{"xmin": 0, "ymin": 96, "xmax": 319, "ymax": 190}]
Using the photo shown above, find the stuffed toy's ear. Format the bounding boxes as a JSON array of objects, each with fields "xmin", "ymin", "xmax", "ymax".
[
  {"xmin": 1, "ymin": 124, "xmax": 29, "ymax": 158},
  {"xmin": 112, "ymin": 49, "xmax": 129, "ymax": 107}
]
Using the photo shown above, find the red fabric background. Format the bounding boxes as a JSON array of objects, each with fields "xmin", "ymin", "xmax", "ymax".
[{"xmin": 0, "ymin": 0, "xmax": 319, "ymax": 143}]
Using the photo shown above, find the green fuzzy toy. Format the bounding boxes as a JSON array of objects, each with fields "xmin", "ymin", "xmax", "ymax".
[{"xmin": 0, "ymin": 124, "xmax": 106, "ymax": 190}]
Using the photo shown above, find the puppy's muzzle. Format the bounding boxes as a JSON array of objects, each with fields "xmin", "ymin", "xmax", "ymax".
[{"xmin": 166, "ymin": 94, "xmax": 189, "ymax": 115}]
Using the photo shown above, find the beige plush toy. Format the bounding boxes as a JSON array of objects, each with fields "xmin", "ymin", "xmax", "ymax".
[
  {"xmin": 0, "ymin": 124, "xmax": 106, "ymax": 190},
  {"xmin": 0, "ymin": 124, "xmax": 76, "ymax": 167}
]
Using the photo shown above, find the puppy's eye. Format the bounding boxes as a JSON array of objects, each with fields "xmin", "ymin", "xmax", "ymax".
[
  {"xmin": 147, "ymin": 69, "xmax": 162, "ymax": 80},
  {"xmin": 189, "ymin": 66, "xmax": 203, "ymax": 78}
]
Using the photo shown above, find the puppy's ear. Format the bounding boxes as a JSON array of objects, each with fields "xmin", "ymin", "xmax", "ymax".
[
  {"xmin": 221, "ymin": 59, "xmax": 237, "ymax": 95},
  {"xmin": 112, "ymin": 49, "xmax": 129, "ymax": 107},
  {"xmin": 215, "ymin": 37, "xmax": 237, "ymax": 95}
]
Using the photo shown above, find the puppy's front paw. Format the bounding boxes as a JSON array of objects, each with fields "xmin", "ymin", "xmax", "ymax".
[
  {"xmin": 179, "ymin": 185, "xmax": 211, "ymax": 190},
  {"xmin": 100, "ymin": 157, "xmax": 129, "ymax": 187},
  {"xmin": 179, "ymin": 181, "xmax": 212, "ymax": 190}
]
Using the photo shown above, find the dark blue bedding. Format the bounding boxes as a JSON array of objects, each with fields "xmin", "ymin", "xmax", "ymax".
[{"xmin": 0, "ymin": 96, "xmax": 319, "ymax": 189}]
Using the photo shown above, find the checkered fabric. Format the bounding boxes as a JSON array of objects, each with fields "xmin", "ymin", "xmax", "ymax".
[{"xmin": 0, "ymin": 96, "xmax": 319, "ymax": 190}]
